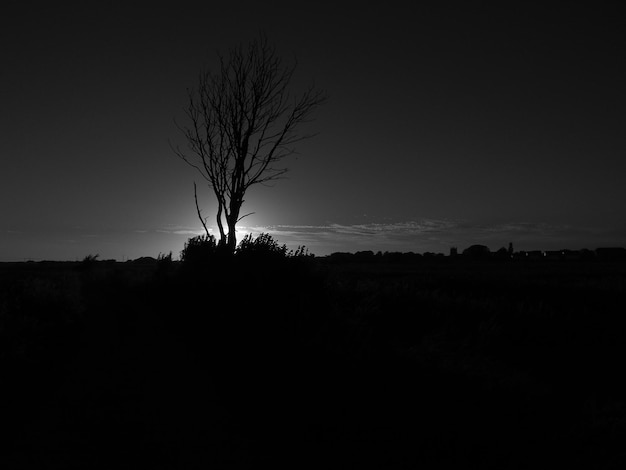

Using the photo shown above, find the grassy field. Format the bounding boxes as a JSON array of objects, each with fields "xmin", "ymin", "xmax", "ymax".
[{"xmin": 1, "ymin": 256, "xmax": 625, "ymax": 468}]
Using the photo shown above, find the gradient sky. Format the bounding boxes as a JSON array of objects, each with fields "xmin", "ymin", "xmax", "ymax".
[{"xmin": 2, "ymin": 3, "xmax": 625, "ymax": 260}]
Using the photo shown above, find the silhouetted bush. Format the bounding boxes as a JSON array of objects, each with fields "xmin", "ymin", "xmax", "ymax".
[
  {"xmin": 462, "ymin": 244, "xmax": 491, "ymax": 258},
  {"xmin": 156, "ymin": 251, "xmax": 173, "ymax": 265},
  {"xmin": 235, "ymin": 232, "xmax": 311, "ymax": 262},
  {"xmin": 235, "ymin": 232, "xmax": 287, "ymax": 260},
  {"xmin": 180, "ymin": 233, "xmax": 223, "ymax": 266},
  {"xmin": 290, "ymin": 244, "xmax": 313, "ymax": 258},
  {"xmin": 78, "ymin": 253, "xmax": 99, "ymax": 271},
  {"xmin": 154, "ymin": 251, "xmax": 176, "ymax": 279}
]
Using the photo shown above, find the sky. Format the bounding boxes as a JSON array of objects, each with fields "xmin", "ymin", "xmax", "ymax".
[{"xmin": 1, "ymin": 3, "xmax": 625, "ymax": 260}]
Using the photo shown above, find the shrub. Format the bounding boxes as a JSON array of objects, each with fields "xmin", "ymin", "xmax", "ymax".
[
  {"xmin": 155, "ymin": 251, "xmax": 175, "ymax": 276},
  {"xmin": 290, "ymin": 245, "xmax": 312, "ymax": 258},
  {"xmin": 236, "ymin": 232, "xmax": 312, "ymax": 260},
  {"xmin": 180, "ymin": 234, "xmax": 222, "ymax": 265},
  {"xmin": 157, "ymin": 251, "xmax": 173, "ymax": 264},
  {"xmin": 236, "ymin": 232, "xmax": 287, "ymax": 260},
  {"xmin": 80, "ymin": 253, "xmax": 99, "ymax": 266}
]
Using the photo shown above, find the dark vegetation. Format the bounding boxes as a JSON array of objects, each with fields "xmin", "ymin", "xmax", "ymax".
[{"xmin": 2, "ymin": 238, "xmax": 626, "ymax": 468}]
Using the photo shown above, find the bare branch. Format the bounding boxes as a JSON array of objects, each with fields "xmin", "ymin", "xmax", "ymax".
[
  {"xmin": 194, "ymin": 182, "xmax": 211, "ymax": 238},
  {"xmin": 237, "ymin": 212, "xmax": 255, "ymax": 223}
]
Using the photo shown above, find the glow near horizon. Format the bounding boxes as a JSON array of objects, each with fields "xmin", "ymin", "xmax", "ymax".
[{"xmin": 1, "ymin": 217, "xmax": 623, "ymax": 262}]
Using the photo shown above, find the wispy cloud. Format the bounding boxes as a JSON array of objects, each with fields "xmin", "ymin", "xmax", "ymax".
[
  {"xmin": 246, "ymin": 219, "xmax": 614, "ymax": 254},
  {"xmin": 251, "ymin": 219, "xmax": 463, "ymax": 253},
  {"xmin": 155, "ymin": 225, "xmax": 209, "ymax": 236}
]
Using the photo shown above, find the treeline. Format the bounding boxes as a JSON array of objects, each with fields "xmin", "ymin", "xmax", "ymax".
[{"xmin": 323, "ymin": 246, "xmax": 626, "ymax": 264}]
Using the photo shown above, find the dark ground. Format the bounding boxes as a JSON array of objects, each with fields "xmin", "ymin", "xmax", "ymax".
[{"xmin": 1, "ymin": 255, "xmax": 626, "ymax": 468}]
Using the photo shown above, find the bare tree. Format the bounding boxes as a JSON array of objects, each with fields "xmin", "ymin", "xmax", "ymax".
[{"xmin": 173, "ymin": 35, "xmax": 326, "ymax": 253}]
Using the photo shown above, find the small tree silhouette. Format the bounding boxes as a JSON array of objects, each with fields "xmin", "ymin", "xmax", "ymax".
[{"xmin": 173, "ymin": 34, "xmax": 326, "ymax": 254}]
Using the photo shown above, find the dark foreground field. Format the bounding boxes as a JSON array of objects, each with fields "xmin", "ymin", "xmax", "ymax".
[{"xmin": 1, "ymin": 256, "xmax": 626, "ymax": 468}]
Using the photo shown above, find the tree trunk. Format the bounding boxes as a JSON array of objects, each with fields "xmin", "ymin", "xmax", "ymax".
[
  {"xmin": 227, "ymin": 226, "xmax": 237, "ymax": 253},
  {"xmin": 226, "ymin": 200, "xmax": 241, "ymax": 254},
  {"xmin": 216, "ymin": 199, "xmax": 227, "ymax": 247}
]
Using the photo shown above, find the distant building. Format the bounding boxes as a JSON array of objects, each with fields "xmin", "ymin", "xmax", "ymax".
[
  {"xmin": 514, "ymin": 250, "xmax": 542, "ymax": 260},
  {"xmin": 562, "ymin": 249, "xmax": 583, "ymax": 260},
  {"xmin": 544, "ymin": 250, "xmax": 562, "ymax": 260}
]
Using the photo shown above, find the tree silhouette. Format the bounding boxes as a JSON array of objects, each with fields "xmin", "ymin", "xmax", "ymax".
[{"xmin": 174, "ymin": 34, "xmax": 326, "ymax": 253}]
